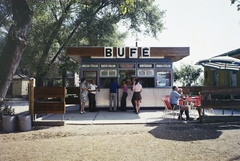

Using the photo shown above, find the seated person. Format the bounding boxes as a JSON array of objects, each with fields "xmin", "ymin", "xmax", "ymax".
[
  {"xmin": 196, "ymin": 91, "xmax": 202, "ymax": 120},
  {"xmin": 170, "ymin": 86, "xmax": 190, "ymax": 120},
  {"xmin": 196, "ymin": 92, "xmax": 211, "ymax": 120}
]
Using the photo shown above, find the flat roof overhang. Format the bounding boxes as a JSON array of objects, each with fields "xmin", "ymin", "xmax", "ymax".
[{"xmin": 66, "ymin": 46, "xmax": 189, "ymax": 63}]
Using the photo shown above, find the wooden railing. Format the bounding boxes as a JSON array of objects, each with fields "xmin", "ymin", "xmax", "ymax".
[
  {"xmin": 201, "ymin": 86, "xmax": 240, "ymax": 109},
  {"xmin": 33, "ymin": 87, "xmax": 66, "ymax": 120}
]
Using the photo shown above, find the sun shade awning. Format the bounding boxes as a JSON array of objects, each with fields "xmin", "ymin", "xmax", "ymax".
[{"xmin": 196, "ymin": 56, "xmax": 240, "ymax": 71}]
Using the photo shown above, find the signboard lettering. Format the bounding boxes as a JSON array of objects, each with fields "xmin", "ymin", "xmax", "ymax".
[
  {"xmin": 81, "ymin": 64, "xmax": 99, "ymax": 68},
  {"xmin": 104, "ymin": 47, "xmax": 150, "ymax": 58},
  {"xmin": 117, "ymin": 47, "xmax": 125, "ymax": 58},
  {"xmin": 138, "ymin": 64, "xmax": 154, "ymax": 68},
  {"xmin": 119, "ymin": 63, "xmax": 135, "ymax": 68},
  {"xmin": 104, "ymin": 47, "xmax": 113, "ymax": 58},
  {"xmin": 141, "ymin": 47, "xmax": 150, "ymax": 58},
  {"xmin": 100, "ymin": 64, "xmax": 116, "ymax": 68},
  {"xmin": 156, "ymin": 64, "xmax": 172, "ymax": 68},
  {"xmin": 129, "ymin": 47, "xmax": 138, "ymax": 58}
]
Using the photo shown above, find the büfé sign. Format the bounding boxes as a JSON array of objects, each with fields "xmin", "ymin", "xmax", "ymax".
[{"xmin": 104, "ymin": 47, "xmax": 150, "ymax": 58}]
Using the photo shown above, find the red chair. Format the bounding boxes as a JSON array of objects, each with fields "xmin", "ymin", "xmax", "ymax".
[
  {"xmin": 166, "ymin": 95, "xmax": 170, "ymax": 102},
  {"xmin": 162, "ymin": 97, "xmax": 179, "ymax": 120}
]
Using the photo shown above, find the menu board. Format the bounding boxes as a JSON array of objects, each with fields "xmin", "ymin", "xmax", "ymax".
[
  {"xmin": 155, "ymin": 64, "xmax": 171, "ymax": 68},
  {"xmin": 100, "ymin": 64, "xmax": 116, "ymax": 68},
  {"xmin": 81, "ymin": 64, "xmax": 99, "ymax": 68},
  {"xmin": 119, "ymin": 63, "xmax": 135, "ymax": 68}
]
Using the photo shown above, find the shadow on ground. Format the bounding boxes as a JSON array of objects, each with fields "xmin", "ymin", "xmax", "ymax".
[{"xmin": 148, "ymin": 122, "xmax": 240, "ymax": 142}]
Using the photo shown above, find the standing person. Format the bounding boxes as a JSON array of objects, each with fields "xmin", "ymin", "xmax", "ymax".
[
  {"xmin": 131, "ymin": 76, "xmax": 136, "ymax": 112},
  {"xmin": 132, "ymin": 79, "xmax": 142, "ymax": 114},
  {"xmin": 80, "ymin": 78, "xmax": 89, "ymax": 114},
  {"xmin": 109, "ymin": 78, "xmax": 119, "ymax": 112},
  {"xmin": 88, "ymin": 79, "xmax": 100, "ymax": 112},
  {"xmin": 120, "ymin": 79, "xmax": 128, "ymax": 111},
  {"xmin": 170, "ymin": 86, "xmax": 190, "ymax": 120}
]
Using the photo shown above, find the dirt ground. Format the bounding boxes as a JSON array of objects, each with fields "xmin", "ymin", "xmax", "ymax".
[{"xmin": 1, "ymin": 122, "xmax": 240, "ymax": 161}]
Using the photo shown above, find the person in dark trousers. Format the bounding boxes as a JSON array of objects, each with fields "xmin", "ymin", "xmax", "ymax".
[
  {"xmin": 88, "ymin": 79, "xmax": 100, "ymax": 112},
  {"xmin": 109, "ymin": 78, "xmax": 119, "ymax": 112},
  {"xmin": 120, "ymin": 79, "xmax": 128, "ymax": 111},
  {"xmin": 131, "ymin": 77, "xmax": 136, "ymax": 112}
]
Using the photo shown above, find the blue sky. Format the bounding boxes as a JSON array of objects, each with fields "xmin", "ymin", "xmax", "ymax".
[{"xmin": 122, "ymin": 0, "xmax": 240, "ymax": 68}]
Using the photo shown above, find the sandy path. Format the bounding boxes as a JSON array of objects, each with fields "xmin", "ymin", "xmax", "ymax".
[{"xmin": 1, "ymin": 123, "xmax": 240, "ymax": 161}]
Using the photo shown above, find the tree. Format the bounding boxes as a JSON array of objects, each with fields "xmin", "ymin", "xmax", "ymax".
[
  {"xmin": 173, "ymin": 64, "xmax": 203, "ymax": 86},
  {"xmin": 0, "ymin": 0, "xmax": 165, "ymax": 102},
  {"xmin": 58, "ymin": 55, "xmax": 79, "ymax": 87},
  {"xmin": 0, "ymin": 0, "xmax": 12, "ymax": 54},
  {"xmin": 18, "ymin": 0, "xmax": 165, "ymax": 86},
  {"xmin": 231, "ymin": 0, "xmax": 240, "ymax": 11},
  {"xmin": 0, "ymin": 0, "xmax": 32, "ymax": 102}
]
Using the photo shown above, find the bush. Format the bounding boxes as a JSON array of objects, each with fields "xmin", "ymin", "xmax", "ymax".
[{"xmin": 0, "ymin": 104, "xmax": 15, "ymax": 120}]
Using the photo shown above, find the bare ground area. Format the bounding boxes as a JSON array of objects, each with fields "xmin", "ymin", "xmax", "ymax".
[{"xmin": 1, "ymin": 122, "xmax": 240, "ymax": 161}]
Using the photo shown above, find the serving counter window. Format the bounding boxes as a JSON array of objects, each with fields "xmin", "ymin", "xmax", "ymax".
[
  {"xmin": 119, "ymin": 70, "xmax": 135, "ymax": 86},
  {"xmin": 99, "ymin": 78, "xmax": 112, "ymax": 88},
  {"xmin": 83, "ymin": 71, "xmax": 98, "ymax": 84},
  {"xmin": 138, "ymin": 78, "xmax": 154, "ymax": 87},
  {"xmin": 81, "ymin": 62, "xmax": 173, "ymax": 88},
  {"xmin": 137, "ymin": 69, "xmax": 155, "ymax": 87},
  {"xmin": 156, "ymin": 70, "xmax": 172, "ymax": 87},
  {"xmin": 99, "ymin": 69, "xmax": 117, "ymax": 88}
]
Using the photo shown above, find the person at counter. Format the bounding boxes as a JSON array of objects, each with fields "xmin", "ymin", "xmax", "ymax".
[
  {"xmin": 109, "ymin": 78, "xmax": 119, "ymax": 112},
  {"xmin": 80, "ymin": 78, "xmax": 89, "ymax": 114},
  {"xmin": 131, "ymin": 76, "xmax": 136, "ymax": 112},
  {"xmin": 170, "ymin": 86, "xmax": 191, "ymax": 120},
  {"xmin": 120, "ymin": 79, "xmax": 128, "ymax": 111},
  {"xmin": 88, "ymin": 79, "xmax": 100, "ymax": 112},
  {"xmin": 132, "ymin": 78, "xmax": 142, "ymax": 114}
]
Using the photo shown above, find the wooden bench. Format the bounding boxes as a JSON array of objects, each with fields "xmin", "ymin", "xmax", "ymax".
[
  {"xmin": 201, "ymin": 86, "xmax": 240, "ymax": 109},
  {"xmin": 65, "ymin": 87, "xmax": 81, "ymax": 111},
  {"xmin": 200, "ymin": 86, "xmax": 240, "ymax": 123},
  {"xmin": 34, "ymin": 87, "xmax": 66, "ymax": 120}
]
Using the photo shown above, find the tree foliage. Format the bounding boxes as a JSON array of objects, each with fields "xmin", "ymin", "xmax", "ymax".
[
  {"xmin": 0, "ymin": 0, "xmax": 165, "ymax": 101},
  {"xmin": 231, "ymin": 0, "xmax": 240, "ymax": 11},
  {"xmin": 18, "ymin": 0, "xmax": 165, "ymax": 86},
  {"xmin": 173, "ymin": 64, "xmax": 203, "ymax": 86}
]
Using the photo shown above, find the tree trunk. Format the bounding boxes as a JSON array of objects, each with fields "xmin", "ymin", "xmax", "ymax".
[{"xmin": 0, "ymin": 0, "xmax": 32, "ymax": 103}]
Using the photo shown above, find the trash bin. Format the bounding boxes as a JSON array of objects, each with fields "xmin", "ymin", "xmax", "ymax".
[
  {"xmin": 18, "ymin": 115, "xmax": 32, "ymax": 132},
  {"xmin": 2, "ymin": 115, "xmax": 17, "ymax": 133}
]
